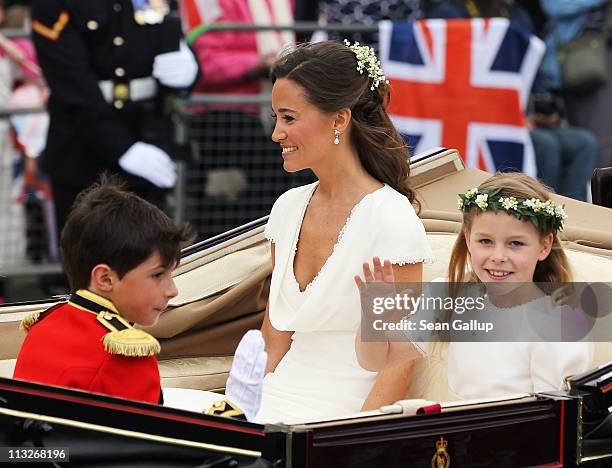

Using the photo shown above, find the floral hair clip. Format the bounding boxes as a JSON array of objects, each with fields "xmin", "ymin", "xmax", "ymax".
[
  {"xmin": 457, "ymin": 187, "xmax": 568, "ymax": 233},
  {"xmin": 343, "ymin": 39, "xmax": 389, "ymax": 90}
]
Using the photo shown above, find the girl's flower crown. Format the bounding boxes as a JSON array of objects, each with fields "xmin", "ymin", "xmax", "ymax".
[
  {"xmin": 457, "ymin": 187, "xmax": 568, "ymax": 233},
  {"xmin": 343, "ymin": 39, "xmax": 389, "ymax": 90}
]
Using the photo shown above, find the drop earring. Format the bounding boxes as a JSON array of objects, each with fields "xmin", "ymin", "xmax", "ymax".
[{"xmin": 333, "ymin": 129, "xmax": 340, "ymax": 145}]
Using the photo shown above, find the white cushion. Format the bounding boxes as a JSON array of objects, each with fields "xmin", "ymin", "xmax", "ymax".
[{"xmin": 0, "ymin": 359, "xmax": 16, "ymax": 379}]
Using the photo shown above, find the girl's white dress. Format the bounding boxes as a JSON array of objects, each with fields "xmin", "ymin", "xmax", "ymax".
[
  {"xmin": 447, "ymin": 295, "xmax": 594, "ymax": 398},
  {"xmin": 254, "ymin": 182, "xmax": 433, "ymax": 423}
]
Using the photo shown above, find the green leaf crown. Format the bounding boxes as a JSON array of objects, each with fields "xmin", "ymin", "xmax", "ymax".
[
  {"xmin": 343, "ymin": 39, "xmax": 389, "ymax": 91},
  {"xmin": 457, "ymin": 187, "xmax": 568, "ymax": 233}
]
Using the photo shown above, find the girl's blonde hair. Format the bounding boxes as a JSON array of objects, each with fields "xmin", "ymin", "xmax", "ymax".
[{"xmin": 448, "ymin": 172, "xmax": 573, "ymax": 286}]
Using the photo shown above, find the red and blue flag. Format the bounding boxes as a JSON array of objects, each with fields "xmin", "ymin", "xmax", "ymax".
[{"xmin": 380, "ymin": 18, "xmax": 544, "ymax": 175}]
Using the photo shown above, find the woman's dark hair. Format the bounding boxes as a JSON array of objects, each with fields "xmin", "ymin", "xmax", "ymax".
[{"xmin": 271, "ymin": 40, "xmax": 417, "ymax": 207}]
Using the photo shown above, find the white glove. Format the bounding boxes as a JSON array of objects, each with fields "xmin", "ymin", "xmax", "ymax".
[
  {"xmin": 225, "ymin": 330, "xmax": 268, "ymax": 421},
  {"xmin": 152, "ymin": 41, "xmax": 199, "ymax": 88},
  {"xmin": 118, "ymin": 142, "xmax": 176, "ymax": 188}
]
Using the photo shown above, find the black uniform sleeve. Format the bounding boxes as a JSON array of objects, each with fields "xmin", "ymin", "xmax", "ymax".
[{"xmin": 31, "ymin": 0, "xmax": 136, "ymax": 165}]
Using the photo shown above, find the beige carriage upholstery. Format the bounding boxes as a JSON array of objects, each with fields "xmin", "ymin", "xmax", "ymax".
[
  {"xmin": 0, "ymin": 303, "xmax": 53, "ymax": 380},
  {"xmin": 1, "ymin": 149, "xmax": 611, "ymax": 400}
]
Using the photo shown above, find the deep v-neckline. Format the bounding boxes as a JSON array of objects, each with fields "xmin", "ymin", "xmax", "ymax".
[{"xmin": 290, "ymin": 182, "xmax": 386, "ymax": 294}]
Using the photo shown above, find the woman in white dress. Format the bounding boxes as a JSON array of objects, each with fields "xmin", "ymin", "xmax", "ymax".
[{"xmin": 255, "ymin": 41, "xmax": 433, "ymax": 423}]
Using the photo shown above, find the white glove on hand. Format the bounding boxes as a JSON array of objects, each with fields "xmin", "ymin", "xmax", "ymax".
[
  {"xmin": 153, "ymin": 41, "xmax": 199, "ymax": 88},
  {"xmin": 225, "ymin": 330, "xmax": 268, "ymax": 422},
  {"xmin": 118, "ymin": 142, "xmax": 176, "ymax": 188}
]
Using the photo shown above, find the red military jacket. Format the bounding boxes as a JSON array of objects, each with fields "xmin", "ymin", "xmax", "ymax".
[{"xmin": 13, "ymin": 290, "xmax": 162, "ymax": 404}]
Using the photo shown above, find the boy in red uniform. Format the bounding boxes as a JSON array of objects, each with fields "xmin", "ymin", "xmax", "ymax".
[{"xmin": 13, "ymin": 177, "xmax": 190, "ymax": 404}]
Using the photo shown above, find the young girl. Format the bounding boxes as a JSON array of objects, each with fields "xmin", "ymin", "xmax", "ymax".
[{"xmin": 355, "ymin": 172, "xmax": 593, "ymax": 399}]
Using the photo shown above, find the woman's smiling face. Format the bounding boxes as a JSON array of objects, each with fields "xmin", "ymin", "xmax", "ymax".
[{"xmin": 271, "ymin": 78, "xmax": 338, "ymax": 172}]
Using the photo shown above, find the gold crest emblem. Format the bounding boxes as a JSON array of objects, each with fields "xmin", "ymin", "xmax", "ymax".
[{"xmin": 431, "ymin": 437, "xmax": 450, "ymax": 468}]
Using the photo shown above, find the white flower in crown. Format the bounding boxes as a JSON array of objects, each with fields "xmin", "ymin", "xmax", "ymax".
[
  {"xmin": 500, "ymin": 196, "xmax": 518, "ymax": 211},
  {"xmin": 524, "ymin": 198, "xmax": 546, "ymax": 213},
  {"xmin": 555, "ymin": 204, "xmax": 568, "ymax": 220},
  {"xmin": 523, "ymin": 198, "xmax": 536, "ymax": 209},
  {"xmin": 542, "ymin": 199, "xmax": 556, "ymax": 216},
  {"xmin": 534, "ymin": 199, "xmax": 544, "ymax": 212},
  {"xmin": 465, "ymin": 187, "xmax": 478, "ymax": 199},
  {"xmin": 457, "ymin": 196, "xmax": 464, "ymax": 210},
  {"xmin": 475, "ymin": 193, "xmax": 488, "ymax": 210},
  {"xmin": 344, "ymin": 39, "xmax": 389, "ymax": 90}
]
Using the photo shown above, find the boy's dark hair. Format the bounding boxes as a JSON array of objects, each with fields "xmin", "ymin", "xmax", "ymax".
[{"xmin": 60, "ymin": 175, "xmax": 192, "ymax": 291}]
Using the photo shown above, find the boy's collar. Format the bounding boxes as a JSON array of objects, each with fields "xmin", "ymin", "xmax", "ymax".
[
  {"xmin": 69, "ymin": 289, "xmax": 119, "ymax": 315},
  {"xmin": 67, "ymin": 289, "xmax": 160, "ymax": 357}
]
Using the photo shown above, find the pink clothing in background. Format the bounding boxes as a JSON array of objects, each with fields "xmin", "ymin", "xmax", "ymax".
[
  {"xmin": 12, "ymin": 38, "xmax": 39, "ymax": 82},
  {"xmin": 191, "ymin": 0, "xmax": 293, "ymax": 95},
  {"xmin": 0, "ymin": 38, "xmax": 40, "ymax": 82}
]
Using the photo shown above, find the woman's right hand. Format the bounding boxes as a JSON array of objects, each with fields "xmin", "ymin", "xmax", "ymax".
[
  {"xmin": 354, "ymin": 257, "xmax": 421, "ymax": 372},
  {"xmin": 354, "ymin": 257, "xmax": 396, "ymax": 372},
  {"xmin": 354, "ymin": 256, "xmax": 395, "ymax": 291},
  {"xmin": 355, "ymin": 257, "xmax": 400, "ymax": 327}
]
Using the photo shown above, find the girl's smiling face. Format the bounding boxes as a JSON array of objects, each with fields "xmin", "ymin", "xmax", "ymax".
[
  {"xmin": 465, "ymin": 210, "xmax": 553, "ymax": 286},
  {"xmin": 270, "ymin": 78, "xmax": 338, "ymax": 173}
]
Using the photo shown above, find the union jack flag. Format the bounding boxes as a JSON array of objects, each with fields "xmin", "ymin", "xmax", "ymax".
[{"xmin": 379, "ymin": 18, "xmax": 545, "ymax": 176}]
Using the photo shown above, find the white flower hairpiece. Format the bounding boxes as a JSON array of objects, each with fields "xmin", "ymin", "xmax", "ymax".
[
  {"xmin": 458, "ymin": 187, "xmax": 567, "ymax": 232},
  {"xmin": 343, "ymin": 39, "xmax": 389, "ymax": 90}
]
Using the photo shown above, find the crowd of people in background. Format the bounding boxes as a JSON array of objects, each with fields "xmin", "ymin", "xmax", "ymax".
[
  {"xmin": 1, "ymin": 0, "xmax": 612, "ymax": 302},
  {"xmin": 189, "ymin": 0, "xmax": 610, "ymax": 203}
]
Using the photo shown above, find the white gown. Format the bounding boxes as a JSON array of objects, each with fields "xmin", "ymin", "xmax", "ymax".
[
  {"xmin": 254, "ymin": 182, "xmax": 433, "ymax": 424},
  {"xmin": 447, "ymin": 296, "xmax": 594, "ymax": 398}
]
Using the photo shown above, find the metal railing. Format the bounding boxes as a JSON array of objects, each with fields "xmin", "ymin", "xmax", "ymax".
[{"xmin": 0, "ymin": 21, "xmax": 376, "ymax": 298}]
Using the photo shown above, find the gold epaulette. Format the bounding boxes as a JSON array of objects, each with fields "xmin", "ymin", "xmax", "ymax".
[
  {"xmin": 204, "ymin": 399, "xmax": 247, "ymax": 420},
  {"xmin": 96, "ymin": 311, "xmax": 161, "ymax": 357},
  {"xmin": 20, "ymin": 312, "xmax": 41, "ymax": 333},
  {"xmin": 20, "ymin": 302, "xmax": 66, "ymax": 333}
]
